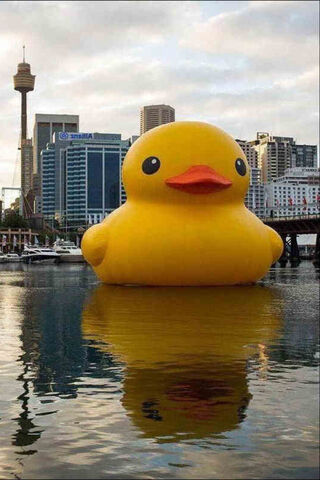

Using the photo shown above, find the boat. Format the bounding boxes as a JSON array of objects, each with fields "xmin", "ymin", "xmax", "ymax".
[
  {"xmin": 0, "ymin": 251, "xmax": 7, "ymax": 263},
  {"xmin": 5, "ymin": 253, "xmax": 21, "ymax": 263},
  {"xmin": 21, "ymin": 246, "xmax": 61, "ymax": 264},
  {"xmin": 52, "ymin": 240, "xmax": 85, "ymax": 263}
]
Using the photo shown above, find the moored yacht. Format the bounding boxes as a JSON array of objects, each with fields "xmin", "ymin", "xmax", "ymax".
[
  {"xmin": 21, "ymin": 246, "xmax": 61, "ymax": 264},
  {"xmin": 5, "ymin": 253, "xmax": 21, "ymax": 263},
  {"xmin": 52, "ymin": 240, "xmax": 85, "ymax": 263},
  {"xmin": 0, "ymin": 251, "xmax": 7, "ymax": 263}
]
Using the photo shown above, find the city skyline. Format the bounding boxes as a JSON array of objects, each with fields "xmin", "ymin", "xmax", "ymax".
[{"xmin": 0, "ymin": 0, "xmax": 319, "ymax": 190}]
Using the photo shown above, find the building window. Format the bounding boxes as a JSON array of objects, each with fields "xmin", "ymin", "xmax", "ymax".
[
  {"xmin": 105, "ymin": 152, "xmax": 120, "ymax": 209},
  {"xmin": 88, "ymin": 152, "xmax": 103, "ymax": 209}
]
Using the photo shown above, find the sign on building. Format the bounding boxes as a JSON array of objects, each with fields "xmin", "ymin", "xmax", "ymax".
[{"xmin": 59, "ymin": 132, "xmax": 93, "ymax": 141}]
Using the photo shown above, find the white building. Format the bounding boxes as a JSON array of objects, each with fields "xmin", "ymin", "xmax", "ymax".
[
  {"xmin": 264, "ymin": 167, "xmax": 320, "ymax": 217},
  {"xmin": 245, "ymin": 168, "xmax": 265, "ymax": 218},
  {"xmin": 236, "ymin": 139, "xmax": 265, "ymax": 218}
]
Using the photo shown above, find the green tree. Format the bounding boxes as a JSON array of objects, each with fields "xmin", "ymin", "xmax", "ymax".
[{"xmin": 2, "ymin": 211, "xmax": 28, "ymax": 228}]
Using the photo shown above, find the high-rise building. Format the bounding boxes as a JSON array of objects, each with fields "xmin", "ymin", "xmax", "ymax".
[
  {"xmin": 41, "ymin": 132, "xmax": 131, "ymax": 227},
  {"xmin": 264, "ymin": 167, "xmax": 320, "ymax": 218},
  {"xmin": 20, "ymin": 139, "xmax": 33, "ymax": 196},
  {"xmin": 250, "ymin": 133, "xmax": 295, "ymax": 183},
  {"xmin": 235, "ymin": 139, "xmax": 258, "ymax": 168},
  {"xmin": 33, "ymin": 114, "xmax": 79, "ymax": 189},
  {"xmin": 291, "ymin": 144, "xmax": 318, "ymax": 168},
  {"xmin": 249, "ymin": 133, "xmax": 318, "ymax": 182},
  {"xmin": 245, "ymin": 168, "xmax": 265, "ymax": 218},
  {"xmin": 140, "ymin": 104, "xmax": 175, "ymax": 134},
  {"xmin": 236, "ymin": 139, "xmax": 265, "ymax": 217},
  {"xmin": 41, "ymin": 144, "xmax": 55, "ymax": 222},
  {"xmin": 13, "ymin": 47, "xmax": 35, "ymax": 198}
]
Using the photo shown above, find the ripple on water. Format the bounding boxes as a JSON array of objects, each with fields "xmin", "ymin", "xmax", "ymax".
[{"xmin": 0, "ymin": 263, "xmax": 318, "ymax": 479}]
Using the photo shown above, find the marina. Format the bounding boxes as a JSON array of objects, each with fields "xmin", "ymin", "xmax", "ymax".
[
  {"xmin": 0, "ymin": 261, "xmax": 318, "ymax": 479},
  {"xmin": 53, "ymin": 239, "xmax": 85, "ymax": 263},
  {"xmin": 0, "ymin": 240, "xmax": 85, "ymax": 264}
]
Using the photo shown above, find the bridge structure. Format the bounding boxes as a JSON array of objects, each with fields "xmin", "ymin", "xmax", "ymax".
[{"xmin": 262, "ymin": 214, "xmax": 320, "ymax": 267}]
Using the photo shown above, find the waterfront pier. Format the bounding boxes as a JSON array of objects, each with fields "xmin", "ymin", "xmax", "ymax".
[{"xmin": 263, "ymin": 214, "xmax": 320, "ymax": 267}]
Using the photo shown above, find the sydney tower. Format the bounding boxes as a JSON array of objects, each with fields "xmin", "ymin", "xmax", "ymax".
[{"xmin": 13, "ymin": 47, "xmax": 35, "ymax": 197}]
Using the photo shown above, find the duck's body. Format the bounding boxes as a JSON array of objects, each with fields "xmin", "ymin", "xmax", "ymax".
[
  {"xmin": 84, "ymin": 201, "xmax": 281, "ymax": 286},
  {"xmin": 82, "ymin": 122, "xmax": 283, "ymax": 285}
]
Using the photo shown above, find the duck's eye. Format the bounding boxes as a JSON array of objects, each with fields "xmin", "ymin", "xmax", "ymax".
[
  {"xmin": 142, "ymin": 156, "xmax": 161, "ymax": 175},
  {"xmin": 235, "ymin": 158, "xmax": 246, "ymax": 176}
]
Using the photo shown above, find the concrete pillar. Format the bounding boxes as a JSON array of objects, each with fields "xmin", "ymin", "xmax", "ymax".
[
  {"xmin": 278, "ymin": 233, "xmax": 288, "ymax": 267},
  {"xmin": 289, "ymin": 233, "xmax": 301, "ymax": 267},
  {"xmin": 313, "ymin": 233, "xmax": 320, "ymax": 268}
]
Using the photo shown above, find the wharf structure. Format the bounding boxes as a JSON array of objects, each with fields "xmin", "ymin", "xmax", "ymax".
[
  {"xmin": 41, "ymin": 132, "xmax": 135, "ymax": 228},
  {"xmin": 0, "ymin": 228, "xmax": 39, "ymax": 253}
]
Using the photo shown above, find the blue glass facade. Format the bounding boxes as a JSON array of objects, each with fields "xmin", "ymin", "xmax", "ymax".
[
  {"xmin": 41, "ymin": 145, "xmax": 56, "ymax": 219},
  {"xmin": 40, "ymin": 133, "xmax": 131, "ymax": 227},
  {"xmin": 66, "ymin": 146, "xmax": 87, "ymax": 225},
  {"xmin": 88, "ymin": 152, "xmax": 103, "ymax": 209},
  {"xmin": 105, "ymin": 153, "xmax": 120, "ymax": 209}
]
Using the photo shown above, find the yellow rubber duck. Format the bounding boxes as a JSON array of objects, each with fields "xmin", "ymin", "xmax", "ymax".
[{"xmin": 81, "ymin": 121, "xmax": 283, "ymax": 285}]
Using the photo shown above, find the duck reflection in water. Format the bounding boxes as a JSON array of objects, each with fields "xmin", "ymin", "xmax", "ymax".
[{"xmin": 82, "ymin": 285, "xmax": 282, "ymax": 442}]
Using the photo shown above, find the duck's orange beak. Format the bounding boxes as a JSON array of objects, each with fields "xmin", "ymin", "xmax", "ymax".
[{"xmin": 165, "ymin": 165, "xmax": 232, "ymax": 195}]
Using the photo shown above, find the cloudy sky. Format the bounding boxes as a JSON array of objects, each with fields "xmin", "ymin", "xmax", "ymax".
[{"xmin": 0, "ymin": 0, "xmax": 319, "ymax": 190}]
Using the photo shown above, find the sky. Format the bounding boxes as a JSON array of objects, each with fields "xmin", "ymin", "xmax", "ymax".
[{"xmin": 0, "ymin": 0, "xmax": 319, "ymax": 190}]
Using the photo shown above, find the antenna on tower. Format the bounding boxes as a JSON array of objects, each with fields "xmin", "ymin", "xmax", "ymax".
[{"xmin": 23, "ymin": 45, "xmax": 25, "ymax": 62}]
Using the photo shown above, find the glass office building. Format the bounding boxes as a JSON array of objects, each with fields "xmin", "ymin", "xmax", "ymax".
[
  {"xmin": 41, "ymin": 144, "xmax": 56, "ymax": 220},
  {"xmin": 41, "ymin": 133, "xmax": 131, "ymax": 228},
  {"xmin": 33, "ymin": 114, "xmax": 79, "ymax": 179}
]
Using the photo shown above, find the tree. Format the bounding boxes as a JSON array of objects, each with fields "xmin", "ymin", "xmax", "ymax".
[{"xmin": 2, "ymin": 211, "xmax": 28, "ymax": 228}]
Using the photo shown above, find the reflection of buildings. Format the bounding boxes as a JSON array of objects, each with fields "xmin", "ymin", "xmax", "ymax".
[
  {"xmin": 41, "ymin": 132, "xmax": 133, "ymax": 227},
  {"xmin": 82, "ymin": 285, "xmax": 282, "ymax": 442},
  {"xmin": 264, "ymin": 264, "xmax": 319, "ymax": 365},
  {"xmin": 9, "ymin": 274, "xmax": 122, "ymax": 455}
]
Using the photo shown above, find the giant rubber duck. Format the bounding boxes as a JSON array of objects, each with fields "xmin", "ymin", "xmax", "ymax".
[
  {"xmin": 82, "ymin": 122, "xmax": 283, "ymax": 285},
  {"xmin": 82, "ymin": 285, "xmax": 283, "ymax": 442}
]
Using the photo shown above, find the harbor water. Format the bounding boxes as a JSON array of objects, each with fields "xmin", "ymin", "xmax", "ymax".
[{"xmin": 0, "ymin": 262, "xmax": 319, "ymax": 479}]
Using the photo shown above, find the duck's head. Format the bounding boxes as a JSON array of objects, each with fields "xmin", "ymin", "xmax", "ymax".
[{"xmin": 123, "ymin": 121, "xmax": 250, "ymax": 205}]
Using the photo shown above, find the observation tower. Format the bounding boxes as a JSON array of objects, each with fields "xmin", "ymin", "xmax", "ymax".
[
  {"xmin": 13, "ymin": 46, "xmax": 35, "ymax": 141},
  {"xmin": 13, "ymin": 47, "xmax": 36, "ymax": 202}
]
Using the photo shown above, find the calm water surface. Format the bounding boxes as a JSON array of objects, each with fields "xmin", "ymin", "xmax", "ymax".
[{"xmin": 0, "ymin": 262, "xmax": 319, "ymax": 479}]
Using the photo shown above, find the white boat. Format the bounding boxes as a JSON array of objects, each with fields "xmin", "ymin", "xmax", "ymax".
[
  {"xmin": 21, "ymin": 246, "xmax": 61, "ymax": 264},
  {"xmin": 0, "ymin": 251, "xmax": 7, "ymax": 263},
  {"xmin": 52, "ymin": 240, "xmax": 85, "ymax": 263},
  {"xmin": 5, "ymin": 253, "xmax": 21, "ymax": 263}
]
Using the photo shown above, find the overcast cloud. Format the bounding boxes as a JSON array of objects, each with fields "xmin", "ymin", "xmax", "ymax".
[{"xmin": 0, "ymin": 0, "xmax": 318, "ymax": 189}]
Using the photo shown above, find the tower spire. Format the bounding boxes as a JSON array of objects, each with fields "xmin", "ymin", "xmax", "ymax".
[{"xmin": 23, "ymin": 45, "xmax": 25, "ymax": 62}]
